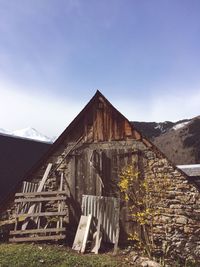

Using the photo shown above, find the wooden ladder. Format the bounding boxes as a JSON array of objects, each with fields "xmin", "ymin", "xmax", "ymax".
[{"xmin": 9, "ymin": 165, "xmax": 68, "ymax": 243}]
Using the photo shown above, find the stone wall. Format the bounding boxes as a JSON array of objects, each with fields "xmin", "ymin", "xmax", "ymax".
[
  {"xmin": 1, "ymin": 137, "xmax": 200, "ymax": 263},
  {"xmin": 140, "ymin": 146, "xmax": 200, "ymax": 262}
]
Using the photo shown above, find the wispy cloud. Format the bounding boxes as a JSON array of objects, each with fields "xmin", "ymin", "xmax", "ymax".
[
  {"xmin": 0, "ymin": 79, "xmax": 200, "ymax": 138},
  {"xmin": 114, "ymin": 86, "xmax": 200, "ymax": 122},
  {"xmin": 0, "ymin": 80, "xmax": 83, "ymax": 137}
]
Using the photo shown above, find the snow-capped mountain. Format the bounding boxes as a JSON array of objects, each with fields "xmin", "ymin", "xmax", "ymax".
[
  {"xmin": 0, "ymin": 127, "xmax": 53, "ymax": 143},
  {"xmin": 12, "ymin": 128, "xmax": 52, "ymax": 142},
  {"xmin": 0, "ymin": 128, "xmax": 10, "ymax": 135},
  {"xmin": 132, "ymin": 116, "xmax": 200, "ymax": 165},
  {"xmin": 172, "ymin": 121, "xmax": 190, "ymax": 130},
  {"xmin": 132, "ymin": 119, "xmax": 191, "ymax": 140}
]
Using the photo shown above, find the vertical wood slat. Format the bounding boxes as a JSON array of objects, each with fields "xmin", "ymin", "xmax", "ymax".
[
  {"xmin": 21, "ymin": 181, "xmax": 39, "ymax": 213},
  {"xmin": 82, "ymin": 195, "xmax": 120, "ymax": 244},
  {"xmin": 114, "ymin": 198, "xmax": 120, "ymax": 254},
  {"xmin": 57, "ymin": 173, "xmax": 64, "ymax": 230},
  {"xmin": 14, "ymin": 203, "xmax": 20, "ymax": 231}
]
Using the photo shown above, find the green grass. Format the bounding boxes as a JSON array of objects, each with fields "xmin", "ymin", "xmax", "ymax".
[{"xmin": 0, "ymin": 243, "xmax": 121, "ymax": 267}]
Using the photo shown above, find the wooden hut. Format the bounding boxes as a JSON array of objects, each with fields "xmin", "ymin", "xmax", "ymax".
[{"xmin": 1, "ymin": 91, "xmax": 200, "ymax": 262}]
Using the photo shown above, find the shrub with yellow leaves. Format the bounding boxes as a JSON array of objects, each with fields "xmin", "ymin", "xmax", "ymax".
[{"xmin": 118, "ymin": 161, "xmax": 170, "ymax": 258}]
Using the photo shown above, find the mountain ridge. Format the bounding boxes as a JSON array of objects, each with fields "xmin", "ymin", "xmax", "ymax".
[
  {"xmin": 132, "ymin": 116, "xmax": 200, "ymax": 165},
  {"xmin": 1, "ymin": 116, "xmax": 200, "ymax": 165}
]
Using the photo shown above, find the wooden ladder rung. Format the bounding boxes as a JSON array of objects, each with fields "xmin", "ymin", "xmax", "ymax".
[
  {"xmin": 16, "ymin": 211, "xmax": 66, "ymax": 218},
  {"xmin": 10, "ymin": 228, "xmax": 66, "ymax": 235},
  {"xmin": 15, "ymin": 191, "xmax": 67, "ymax": 197},
  {"xmin": 9, "ymin": 234, "xmax": 66, "ymax": 243},
  {"xmin": 15, "ymin": 196, "xmax": 67, "ymax": 203}
]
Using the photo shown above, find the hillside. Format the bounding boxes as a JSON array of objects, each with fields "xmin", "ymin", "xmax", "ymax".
[{"xmin": 132, "ymin": 117, "xmax": 200, "ymax": 165}]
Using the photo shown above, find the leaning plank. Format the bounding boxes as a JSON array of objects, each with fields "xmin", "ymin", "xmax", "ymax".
[
  {"xmin": 16, "ymin": 211, "xmax": 66, "ymax": 218},
  {"xmin": 37, "ymin": 163, "xmax": 53, "ymax": 192},
  {"xmin": 55, "ymin": 136, "xmax": 84, "ymax": 171},
  {"xmin": 72, "ymin": 215, "xmax": 91, "ymax": 252},
  {"xmin": 10, "ymin": 228, "xmax": 65, "ymax": 235},
  {"xmin": 0, "ymin": 219, "xmax": 15, "ymax": 227},
  {"xmin": 9, "ymin": 235, "xmax": 65, "ymax": 243},
  {"xmin": 81, "ymin": 214, "xmax": 92, "ymax": 253},
  {"xmin": 21, "ymin": 163, "xmax": 53, "ymax": 230},
  {"xmin": 15, "ymin": 191, "xmax": 67, "ymax": 197},
  {"xmin": 15, "ymin": 196, "xmax": 67, "ymax": 203}
]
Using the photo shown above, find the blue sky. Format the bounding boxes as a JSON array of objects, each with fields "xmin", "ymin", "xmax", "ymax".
[{"xmin": 0, "ymin": 0, "xmax": 200, "ymax": 137}]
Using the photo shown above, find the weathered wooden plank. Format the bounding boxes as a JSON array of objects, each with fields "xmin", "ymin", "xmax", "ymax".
[
  {"xmin": 69, "ymin": 156, "xmax": 76, "ymax": 199},
  {"xmin": 57, "ymin": 172, "xmax": 64, "ymax": 229},
  {"xmin": 9, "ymin": 235, "xmax": 65, "ymax": 243},
  {"xmin": 113, "ymin": 198, "xmax": 120, "ymax": 254},
  {"xmin": 15, "ymin": 196, "xmax": 67, "ymax": 203},
  {"xmin": 22, "ymin": 163, "xmax": 53, "ymax": 230},
  {"xmin": 10, "ymin": 228, "xmax": 66, "ymax": 235},
  {"xmin": 38, "ymin": 163, "xmax": 53, "ymax": 191},
  {"xmin": 55, "ymin": 136, "xmax": 84, "ymax": 171},
  {"xmin": 96, "ymin": 107, "xmax": 104, "ymax": 141},
  {"xmin": 16, "ymin": 211, "xmax": 66, "ymax": 218},
  {"xmin": 0, "ymin": 219, "xmax": 15, "ymax": 227},
  {"xmin": 72, "ymin": 215, "xmax": 91, "ymax": 252},
  {"xmin": 81, "ymin": 214, "xmax": 92, "ymax": 253},
  {"xmin": 15, "ymin": 191, "xmax": 67, "ymax": 197}
]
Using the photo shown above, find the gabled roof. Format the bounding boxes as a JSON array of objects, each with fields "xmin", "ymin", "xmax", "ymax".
[
  {"xmin": 21, "ymin": 90, "xmax": 159, "ymax": 175},
  {"xmin": 0, "ymin": 90, "xmax": 191, "ymax": 211}
]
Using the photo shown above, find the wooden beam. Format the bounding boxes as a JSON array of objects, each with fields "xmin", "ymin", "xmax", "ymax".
[
  {"xmin": 55, "ymin": 136, "xmax": 84, "ymax": 171},
  {"xmin": 9, "ymin": 235, "xmax": 65, "ymax": 243},
  {"xmin": 15, "ymin": 191, "xmax": 67, "ymax": 197},
  {"xmin": 37, "ymin": 163, "xmax": 53, "ymax": 191},
  {"xmin": 10, "ymin": 228, "xmax": 66, "ymax": 235},
  {"xmin": 0, "ymin": 219, "xmax": 15, "ymax": 226},
  {"xmin": 15, "ymin": 196, "xmax": 67, "ymax": 203},
  {"xmin": 16, "ymin": 211, "xmax": 66, "ymax": 218}
]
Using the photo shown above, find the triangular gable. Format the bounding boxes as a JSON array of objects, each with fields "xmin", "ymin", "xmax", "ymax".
[{"xmin": 0, "ymin": 90, "xmax": 189, "ymax": 211}]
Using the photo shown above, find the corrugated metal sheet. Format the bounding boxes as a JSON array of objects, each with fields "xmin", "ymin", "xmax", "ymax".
[{"xmin": 81, "ymin": 195, "xmax": 120, "ymax": 244}]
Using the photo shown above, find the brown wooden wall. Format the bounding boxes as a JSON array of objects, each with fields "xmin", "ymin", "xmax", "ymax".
[
  {"xmin": 55, "ymin": 140, "xmax": 143, "ymax": 239},
  {"xmin": 84, "ymin": 96, "xmax": 140, "ymax": 142}
]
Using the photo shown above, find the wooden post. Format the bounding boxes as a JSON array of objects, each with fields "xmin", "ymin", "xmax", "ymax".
[
  {"xmin": 57, "ymin": 172, "xmax": 64, "ymax": 230},
  {"xmin": 37, "ymin": 202, "xmax": 42, "ymax": 229},
  {"xmin": 14, "ymin": 203, "xmax": 20, "ymax": 232}
]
